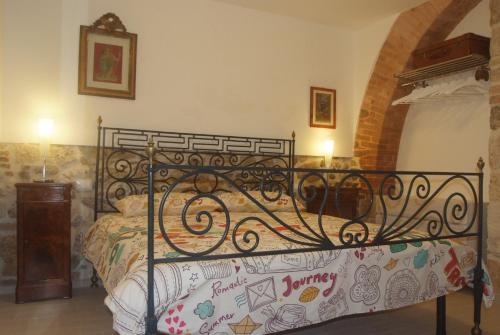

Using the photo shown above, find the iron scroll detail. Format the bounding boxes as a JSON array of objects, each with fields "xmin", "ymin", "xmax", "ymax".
[{"xmin": 155, "ymin": 164, "xmax": 481, "ymax": 260}]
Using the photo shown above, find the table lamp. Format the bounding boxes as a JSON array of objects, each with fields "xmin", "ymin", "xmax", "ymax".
[
  {"xmin": 322, "ymin": 139, "xmax": 335, "ymax": 168},
  {"xmin": 35, "ymin": 118, "xmax": 54, "ymax": 183}
]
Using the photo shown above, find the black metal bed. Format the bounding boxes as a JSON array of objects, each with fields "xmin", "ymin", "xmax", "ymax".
[{"xmin": 93, "ymin": 117, "xmax": 486, "ymax": 335}]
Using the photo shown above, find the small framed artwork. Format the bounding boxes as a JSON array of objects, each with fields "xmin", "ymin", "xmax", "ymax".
[
  {"xmin": 78, "ymin": 13, "xmax": 137, "ymax": 99},
  {"xmin": 310, "ymin": 87, "xmax": 336, "ymax": 129}
]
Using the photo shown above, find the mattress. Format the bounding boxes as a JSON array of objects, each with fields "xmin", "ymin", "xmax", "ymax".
[{"xmin": 83, "ymin": 212, "xmax": 495, "ymax": 335}]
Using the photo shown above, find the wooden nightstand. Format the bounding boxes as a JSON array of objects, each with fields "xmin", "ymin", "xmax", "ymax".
[
  {"xmin": 15, "ymin": 183, "xmax": 72, "ymax": 303},
  {"xmin": 305, "ymin": 186, "xmax": 359, "ymax": 219}
]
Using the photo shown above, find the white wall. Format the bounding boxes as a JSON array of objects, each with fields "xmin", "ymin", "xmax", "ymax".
[
  {"xmin": 397, "ymin": 0, "xmax": 491, "ymax": 198},
  {"xmin": 397, "ymin": 84, "xmax": 490, "ymax": 192},
  {"xmin": 448, "ymin": 0, "xmax": 490, "ymax": 39},
  {"xmin": 0, "ymin": 0, "xmax": 358, "ymax": 156}
]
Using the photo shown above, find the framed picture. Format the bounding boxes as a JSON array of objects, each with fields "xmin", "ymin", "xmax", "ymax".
[
  {"xmin": 78, "ymin": 13, "xmax": 137, "ymax": 99},
  {"xmin": 309, "ymin": 87, "xmax": 336, "ymax": 129}
]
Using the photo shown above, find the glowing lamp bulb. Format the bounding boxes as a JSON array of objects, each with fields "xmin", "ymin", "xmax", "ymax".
[
  {"xmin": 38, "ymin": 118, "xmax": 54, "ymax": 138},
  {"xmin": 322, "ymin": 140, "xmax": 335, "ymax": 167}
]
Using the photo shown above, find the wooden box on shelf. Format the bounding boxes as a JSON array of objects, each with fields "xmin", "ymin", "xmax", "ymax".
[
  {"xmin": 15, "ymin": 183, "xmax": 72, "ymax": 303},
  {"xmin": 305, "ymin": 186, "xmax": 359, "ymax": 219},
  {"xmin": 411, "ymin": 33, "xmax": 490, "ymax": 69}
]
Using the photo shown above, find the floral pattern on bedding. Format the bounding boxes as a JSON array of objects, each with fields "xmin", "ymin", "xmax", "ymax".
[{"xmin": 83, "ymin": 213, "xmax": 495, "ymax": 335}]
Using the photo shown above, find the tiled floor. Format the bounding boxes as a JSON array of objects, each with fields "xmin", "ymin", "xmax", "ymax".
[
  {"xmin": 0, "ymin": 288, "xmax": 111, "ymax": 335},
  {"xmin": 0, "ymin": 288, "xmax": 498, "ymax": 335}
]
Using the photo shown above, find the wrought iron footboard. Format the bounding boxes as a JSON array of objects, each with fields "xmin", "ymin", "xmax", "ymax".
[
  {"xmin": 143, "ymin": 141, "xmax": 485, "ymax": 335},
  {"xmin": 152, "ymin": 167, "xmax": 480, "ymax": 258}
]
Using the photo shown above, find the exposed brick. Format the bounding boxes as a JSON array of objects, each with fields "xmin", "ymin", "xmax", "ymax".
[
  {"xmin": 490, "ymin": 130, "xmax": 500, "ymax": 170},
  {"xmin": 491, "ymin": 0, "xmax": 500, "ymax": 25},
  {"xmin": 491, "ymin": 106, "xmax": 500, "ymax": 129},
  {"xmin": 490, "ymin": 55, "xmax": 500, "ymax": 69},
  {"xmin": 487, "ymin": 258, "xmax": 500, "ymax": 292},
  {"xmin": 492, "ymin": 24, "xmax": 500, "ymax": 50},
  {"xmin": 491, "ymin": 95, "xmax": 500, "ymax": 105},
  {"xmin": 488, "ymin": 0, "xmax": 500, "ymax": 272},
  {"xmin": 490, "ymin": 170, "xmax": 500, "ymax": 201},
  {"xmin": 487, "ymin": 201, "xmax": 500, "ymax": 258}
]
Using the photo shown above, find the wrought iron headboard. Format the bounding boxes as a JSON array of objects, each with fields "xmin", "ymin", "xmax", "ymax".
[{"xmin": 93, "ymin": 117, "xmax": 295, "ymax": 219}]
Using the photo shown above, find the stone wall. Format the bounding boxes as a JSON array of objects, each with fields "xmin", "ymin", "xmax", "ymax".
[
  {"xmin": 0, "ymin": 142, "xmax": 358, "ymax": 293},
  {"xmin": 489, "ymin": 0, "xmax": 500, "ymax": 289}
]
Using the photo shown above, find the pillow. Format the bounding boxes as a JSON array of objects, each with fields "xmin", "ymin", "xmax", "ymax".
[
  {"xmin": 115, "ymin": 191, "xmax": 304, "ymax": 217},
  {"xmin": 169, "ymin": 181, "xmax": 218, "ymax": 193},
  {"xmin": 115, "ymin": 192, "xmax": 223, "ymax": 218},
  {"xmin": 218, "ymin": 191, "xmax": 304, "ymax": 213}
]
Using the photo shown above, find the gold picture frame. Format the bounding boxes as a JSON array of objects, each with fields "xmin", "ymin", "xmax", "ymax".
[
  {"xmin": 78, "ymin": 13, "xmax": 137, "ymax": 99},
  {"xmin": 310, "ymin": 86, "xmax": 336, "ymax": 129}
]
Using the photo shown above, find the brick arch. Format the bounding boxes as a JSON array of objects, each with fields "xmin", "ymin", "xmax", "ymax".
[{"xmin": 354, "ymin": 0, "xmax": 482, "ymax": 171}]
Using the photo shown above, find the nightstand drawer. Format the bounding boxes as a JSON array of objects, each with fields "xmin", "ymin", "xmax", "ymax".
[{"xmin": 17, "ymin": 184, "xmax": 70, "ymax": 202}]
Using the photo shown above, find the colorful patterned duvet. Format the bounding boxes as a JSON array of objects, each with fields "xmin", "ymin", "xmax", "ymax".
[{"xmin": 83, "ymin": 212, "xmax": 494, "ymax": 335}]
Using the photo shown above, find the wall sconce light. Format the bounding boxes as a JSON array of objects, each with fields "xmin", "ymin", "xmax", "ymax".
[
  {"xmin": 35, "ymin": 118, "xmax": 54, "ymax": 183},
  {"xmin": 321, "ymin": 139, "xmax": 335, "ymax": 168}
]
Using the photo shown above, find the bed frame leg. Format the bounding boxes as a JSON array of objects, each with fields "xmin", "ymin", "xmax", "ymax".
[
  {"xmin": 471, "ymin": 159, "xmax": 484, "ymax": 335},
  {"xmin": 436, "ymin": 296, "xmax": 446, "ymax": 335},
  {"xmin": 146, "ymin": 315, "xmax": 157, "ymax": 334},
  {"xmin": 91, "ymin": 268, "xmax": 99, "ymax": 288},
  {"xmin": 470, "ymin": 267, "xmax": 484, "ymax": 335}
]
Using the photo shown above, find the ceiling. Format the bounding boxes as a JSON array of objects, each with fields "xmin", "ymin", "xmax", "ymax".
[{"xmin": 214, "ymin": 0, "xmax": 428, "ymax": 29}]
